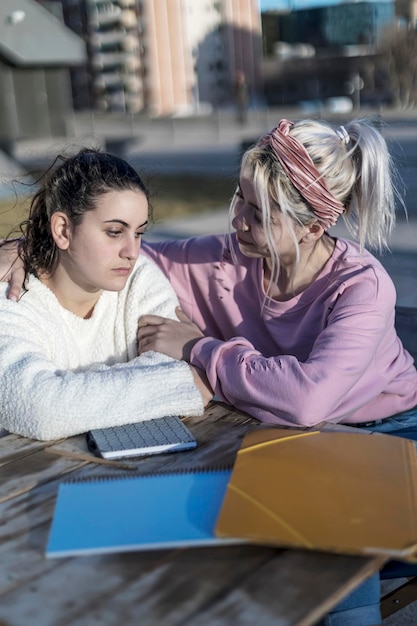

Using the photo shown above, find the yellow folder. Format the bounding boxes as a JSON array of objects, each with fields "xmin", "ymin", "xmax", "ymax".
[{"xmin": 215, "ymin": 428, "xmax": 417, "ymax": 561}]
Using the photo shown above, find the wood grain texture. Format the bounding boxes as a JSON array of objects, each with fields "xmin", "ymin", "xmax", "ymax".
[{"xmin": 0, "ymin": 402, "xmax": 385, "ymax": 626}]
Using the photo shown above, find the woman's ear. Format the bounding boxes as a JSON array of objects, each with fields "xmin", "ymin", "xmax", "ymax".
[
  {"xmin": 50, "ymin": 212, "xmax": 72, "ymax": 250},
  {"xmin": 301, "ymin": 221, "xmax": 326, "ymax": 244}
]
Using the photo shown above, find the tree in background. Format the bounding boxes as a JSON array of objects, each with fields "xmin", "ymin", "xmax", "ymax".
[{"xmin": 378, "ymin": 25, "xmax": 417, "ymax": 109}]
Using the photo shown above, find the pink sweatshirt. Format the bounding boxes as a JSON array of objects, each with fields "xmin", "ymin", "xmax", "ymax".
[{"xmin": 143, "ymin": 234, "xmax": 417, "ymax": 427}]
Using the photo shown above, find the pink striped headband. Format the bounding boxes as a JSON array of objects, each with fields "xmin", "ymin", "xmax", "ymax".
[{"xmin": 257, "ymin": 119, "xmax": 345, "ymax": 229}]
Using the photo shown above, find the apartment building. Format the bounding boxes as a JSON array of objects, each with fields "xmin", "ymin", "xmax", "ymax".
[
  {"xmin": 54, "ymin": 0, "xmax": 143, "ymax": 112},
  {"xmin": 141, "ymin": 0, "xmax": 262, "ymax": 116},
  {"xmin": 51, "ymin": 0, "xmax": 262, "ymax": 116}
]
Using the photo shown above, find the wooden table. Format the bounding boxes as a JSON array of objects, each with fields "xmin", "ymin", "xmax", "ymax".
[{"xmin": 0, "ymin": 402, "xmax": 385, "ymax": 626}]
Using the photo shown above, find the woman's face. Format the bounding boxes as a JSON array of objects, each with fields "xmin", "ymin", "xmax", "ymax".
[
  {"xmin": 61, "ymin": 189, "xmax": 149, "ymax": 294},
  {"xmin": 232, "ymin": 167, "xmax": 300, "ymax": 264}
]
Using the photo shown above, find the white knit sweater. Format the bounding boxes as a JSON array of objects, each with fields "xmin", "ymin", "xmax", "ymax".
[{"xmin": 0, "ymin": 255, "xmax": 203, "ymax": 440}]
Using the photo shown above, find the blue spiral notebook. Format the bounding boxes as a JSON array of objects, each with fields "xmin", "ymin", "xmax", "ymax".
[{"xmin": 46, "ymin": 468, "xmax": 243, "ymax": 557}]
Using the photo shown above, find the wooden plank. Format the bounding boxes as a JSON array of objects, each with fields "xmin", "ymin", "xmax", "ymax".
[
  {"xmin": 0, "ymin": 549, "xmax": 180, "ymax": 625},
  {"xmin": 0, "ymin": 545, "xmax": 276, "ymax": 626},
  {"xmin": 0, "ymin": 461, "xmax": 140, "ymax": 597},
  {"xmin": 0, "ymin": 448, "xmax": 88, "ymax": 503},
  {"xmin": 0, "ymin": 433, "xmax": 56, "ymax": 466},
  {"xmin": 177, "ymin": 551, "xmax": 386, "ymax": 626},
  {"xmin": 45, "ymin": 445, "xmax": 141, "ymax": 472},
  {"xmin": 0, "ymin": 545, "xmax": 384, "ymax": 626},
  {"xmin": 77, "ymin": 550, "xmax": 383, "ymax": 626}
]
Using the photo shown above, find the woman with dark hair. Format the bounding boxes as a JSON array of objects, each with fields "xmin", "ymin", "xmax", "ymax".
[{"xmin": 0, "ymin": 148, "xmax": 211, "ymax": 441}]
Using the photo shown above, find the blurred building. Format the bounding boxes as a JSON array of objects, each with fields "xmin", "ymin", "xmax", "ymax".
[
  {"xmin": 395, "ymin": 0, "xmax": 417, "ymax": 25},
  {"xmin": 281, "ymin": 1, "xmax": 394, "ymax": 47},
  {"xmin": 262, "ymin": 1, "xmax": 397, "ymax": 107},
  {"xmin": 56, "ymin": 0, "xmax": 143, "ymax": 112},
  {"xmin": 47, "ymin": 0, "xmax": 262, "ymax": 116},
  {"xmin": 142, "ymin": 0, "xmax": 262, "ymax": 116},
  {"xmin": 0, "ymin": 0, "xmax": 85, "ymax": 153}
]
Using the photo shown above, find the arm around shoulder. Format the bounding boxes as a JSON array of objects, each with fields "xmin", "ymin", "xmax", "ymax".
[{"xmin": 0, "ymin": 240, "xmax": 25, "ymax": 301}]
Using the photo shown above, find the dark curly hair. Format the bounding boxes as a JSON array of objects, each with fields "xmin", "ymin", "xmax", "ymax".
[{"xmin": 19, "ymin": 148, "xmax": 150, "ymax": 278}]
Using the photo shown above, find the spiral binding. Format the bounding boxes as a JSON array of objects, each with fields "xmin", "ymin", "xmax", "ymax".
[{"xmin": 65, "ymin": 464, "xmax": 234, "ymax": 485}]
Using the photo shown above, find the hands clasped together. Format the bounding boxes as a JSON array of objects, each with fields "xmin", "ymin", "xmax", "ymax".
[{"xmin": 137, "ymin": 307, "xmax": 204, "ymax": 362}]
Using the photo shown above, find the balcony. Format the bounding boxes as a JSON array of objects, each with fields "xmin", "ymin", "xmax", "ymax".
[
  {"xmin": 93, "ymin": 71, "xmax": 122, "ymax": 88},
  {"xmin": 91, "ymin": 51, "xmax": 140, "ymax": 70},
  {"xmin": 123, "ymin": 75, "xmax": 142, "ymax": 92},
  {"xmin": 89, "ymin": 7, "xmax": 137, "ymax": 29},
  {"xmin": 92, "ymin": 51, "xmax": 123, "ymax": 68},
  {"xmin": 120, "ymin": 9, "xmax": 137, "ymax": 28},
  {"xmin": 90, "ymin": 30, "xmax": 126, "ymax": 49},
  {"xmin": 122, "ymin": 34, "xmax": 140, "ymax": 52},
  {"xmin": 88, "ymin": 5, "xmax": 122, "ymax": 27}
]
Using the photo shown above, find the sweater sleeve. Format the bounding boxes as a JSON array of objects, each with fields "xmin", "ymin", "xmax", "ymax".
[
  {"xmin": 190, "ymin": 274, "xmax": 404, "ymax": 427},
  {"xmin": 0, "ymin": 289, "xmax": 204, "ymax": 441}
]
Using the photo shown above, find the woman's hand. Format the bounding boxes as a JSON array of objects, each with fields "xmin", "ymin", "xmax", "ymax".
[
  {"xmin": 137, "ymin": 307, "xmax": 204, "ymax": 361},
  {"xmin": 0, "ymin": 240, "xmax": 24, "ymax": 301}
]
